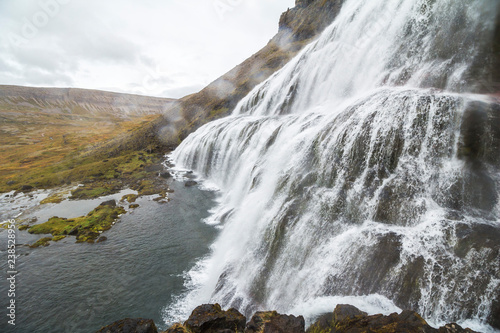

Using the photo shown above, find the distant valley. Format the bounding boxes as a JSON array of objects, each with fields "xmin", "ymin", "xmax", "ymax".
[{"xmin": 0, "ymin": 85, "xmax": 176, "ymax": 191}]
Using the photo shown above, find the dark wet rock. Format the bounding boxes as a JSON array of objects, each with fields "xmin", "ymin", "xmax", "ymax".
[
  {"xmin": 103, "ymin": 304, "xmax": 482, "ymax": 333},
  {"xmin": 453, "ymin": 223, "xmax": 500, "ymax": 259},
  {"xmin": 96, "ymin": 236, "xmax": 107, "ymax": 243},
  {"xmin": 333, "ymin": 304, "xmax": 368, "ymax": 323},
  {"xmin": 100, "ymin": 199, "xmax": 117, "ymax": 207},
  {"xmin": 185, "ymin": 180, "xmax": 198, "ymax": 187},
  {"xmin": 95, "ymin": 318, "xmax": 158, "ymax": 333},
  {"xmin": 163, "ymin": 323, "xmax": 189, "ymax": 333},
  {"xmin": 159, "ymin": 171, "xmax": 172, "ymax": 179},
  {"xmin": 307, "ymin": 304, "xmax": 443, "ymax": 333},
  {"xmin": 437, "ymin": 323, "xmax": 479, "ymax": 333},
  {"xmin": 489, "ymin": 296, "xmax": 500, "ymax": 330},
  {"xmin": 20, "ymin": 185, "xmax": 34, "ymax": 192},
  {"xmin": 306, "ymin": 305, "xmax": 481, "ymax": 333},
  {"xmin": 184, "ymin": 303, "xmax": 246, "ymax": 333},
  {"xmin": 68, "ymin": 227, "xmax": 79, "ymax": 236},
  {"xmin": 245, "ymin": 311, "xmax": 304, "ymax": 333},
  {"xmin": 306, "ymin": 304, "xmax": 368, "ymax": 333},
  {"xmin": 6, "ymin": 180, "xmax": 15, "ymax": 185}
]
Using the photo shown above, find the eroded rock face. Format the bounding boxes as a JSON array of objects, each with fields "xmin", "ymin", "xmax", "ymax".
[
  {"xmin": 306, "ymin": 305, "xmax": 479, "ymax": 333},
  {"xmin": 184, "ymin": 303, "xmax": 246, "ymax": 333},
  {"xmin": 95, "ymin": 318, "xmax": 158, "ymax": 333},
  {"xmin": 245, "ymin": 311, "xmax": 305, "ymax": 333}
]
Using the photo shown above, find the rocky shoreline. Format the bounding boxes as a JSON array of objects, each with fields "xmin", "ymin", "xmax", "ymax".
[
  {"xmin": 7, "ymin": 153, "xmax": 177, "ymax": 247},
  {"xmin": 96, "ymin": 304, "xmax": 480, "ymax": 333}
]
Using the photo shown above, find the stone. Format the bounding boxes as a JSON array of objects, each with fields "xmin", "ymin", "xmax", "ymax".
[
  {"xmin": 246, "ymin": 311, "xmax": 305, "ymax": 333},
  {"xmin": 96, "ymin": 236, "xmax": 108, "ymax": 243},
  {"xmin": 306, "ymin": 304, "xmax": 446, "ymax": 333},
  {"xmin": 184, "ymin": 303, "xmax": 246, "ymax": 333},
  {"xmin": 185, "ymin": 180, "xmax": 198, "ymax": 187},
  {"xmin": 20, "ymin": 185, "xmax": 34, "ymax": 192},
  {"xmin": 438, "ymin": 323, "xmax": 479, "ymax": 333},
  {"xmin": 95, "ymin": 318, "xmax": 158, "ymax": 333},
  {"xmin": 163, "ymin": 323, "xmax": 189, "ymax": 333},
  {"xmin": 159, "ymin": 171, "xmax": 172, "ymax": 179},
  {"xmin": 488, "ymin": 296, "xmax": 500, "ymax": 330},
  {"xmin": 100, "ymin": 200, "xmax": 117, "ymax": 207},
  {"xmin": 333, "ymin": 304, "xmax": 367, "ymax": 323},
  {"xmin": 68, "ymin": 227, "xmax": 79, "ymax": 236}
]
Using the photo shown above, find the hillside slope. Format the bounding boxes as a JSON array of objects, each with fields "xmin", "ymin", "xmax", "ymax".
[
  {"xmin": 0, "ymin": 85, "xmax": 176, "ymax": 117},
  {"xmin": 0, "ymin": 86, "xmax": 175, "ymax": 191}
]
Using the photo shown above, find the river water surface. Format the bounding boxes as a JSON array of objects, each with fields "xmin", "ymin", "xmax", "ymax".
[{"xmin": 0, "ymin": 179, "xmax": 218, "ymax": 333}]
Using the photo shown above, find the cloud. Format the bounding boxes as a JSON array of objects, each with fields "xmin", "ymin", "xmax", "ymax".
[{"xmin": 0, "ymin": 0, "xmax": 295, "ymax": 98}]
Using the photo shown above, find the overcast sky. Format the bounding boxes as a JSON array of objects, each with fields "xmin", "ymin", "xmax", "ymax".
[{"xmin": 0, "ymin": 0, "xmax": 295, "ymax": 98}]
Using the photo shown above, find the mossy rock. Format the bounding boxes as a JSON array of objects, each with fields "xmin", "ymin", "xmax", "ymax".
[
  {"xmin": 306, "ymin": 305, "xmax": 447, "ymax": 333},
  {"xmin": 121, "ymin": 193, "xmax": 138, "ymax": 203},
  {"xmin": 52, "ymin": 235, "xmax": 66, "ymax": 242},
  {"xmin": 164, "ymin": 323, "xmax": 189, "ymax": 333},
  {"xmin": 40, "ymin": 193, "xmax": 65, "ymax": 204},
  {"xmin": 30, "ymin": 237, "xmax": 53, "ymax": 248},
  {"xmin": 70, "ymin": 186, "xmax": 116, "ymax": 200},
  {"xmin": 28, "ymin": 204, "xmax": 126, "ymax": 244},
  {"xmin": 184, "ymin": 303, "xmax": 246, "ymax": 333},
  {"xmin": 246, "ymin": 311, "xmax": 304, "ymax": 333}
]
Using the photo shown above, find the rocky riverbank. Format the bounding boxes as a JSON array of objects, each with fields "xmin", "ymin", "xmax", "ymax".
[
  {"xmin": 96, "ymin": 304, "xmax": 480, "ymax": 333},
  {"xmin": 7, "ymin": 152, "xmax": 176, "ymax": 247}
]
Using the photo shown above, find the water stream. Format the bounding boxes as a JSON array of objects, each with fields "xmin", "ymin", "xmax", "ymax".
[
  {"xmin": 0, "ymin": 180, "xmax": 218, "ymax": 333},
  {"xmin": 168, "ymin": 0, "xmax": 500, "ymax": 331}
]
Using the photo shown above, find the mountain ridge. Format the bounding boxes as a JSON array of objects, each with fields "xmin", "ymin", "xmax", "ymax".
[{"xmin": 0, "ymin": 84, "xmax": 176, "ymax": 118}]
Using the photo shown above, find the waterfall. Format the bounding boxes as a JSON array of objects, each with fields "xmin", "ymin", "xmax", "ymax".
[{"xmin": 166, "ymin": 0, "xmax": 500, "ymax": 331}]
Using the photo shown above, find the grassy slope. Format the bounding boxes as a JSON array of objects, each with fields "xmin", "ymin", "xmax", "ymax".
[{"xmin": 0, "ymin": 86, "xmax": 175, "ymax": 192}]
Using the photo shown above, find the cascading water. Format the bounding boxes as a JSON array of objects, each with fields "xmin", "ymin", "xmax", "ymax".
[{"xmin": 165, "ymin": 0, "xmax": 500, "ymax": 331}]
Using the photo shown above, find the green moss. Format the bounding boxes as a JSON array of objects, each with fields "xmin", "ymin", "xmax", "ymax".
[
  {"xmin": 121, "ymin": 194, "xmax": 138, "ymax": 203},
  {"xmin": 28, "ymin": 204, "xmax": 126, "ymax": 243},
  {"xmin": 70, "ymin": 186, "xmax": 115, "ymax": 200},
  {"xmin": 40, "ymin": 192, "xmax": 65, "ymax": 204},
  {"xmin": 18, "ymin": 224, "xmax": 30, "ymax": 231},
  {"xmin": 1, "ymin": 143, "xmax": 164, "ymax": 196},
  {"xmin": 136, "ymin": 179, "xmax": 159, "ymax": 196},
  {"xmin": 30, "ymin": 237, "xmax": 53, "ymax": 248}
]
